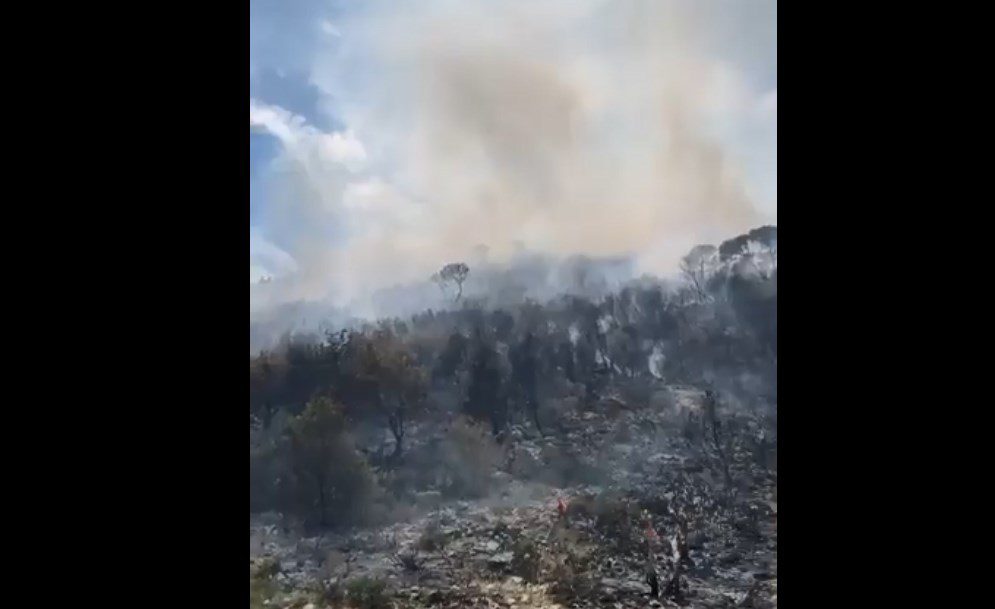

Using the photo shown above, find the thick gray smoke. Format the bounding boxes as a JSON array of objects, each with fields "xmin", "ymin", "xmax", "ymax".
[{"xmin": 250, "ymin": 0, "xmax": 776, "ymax": 330}]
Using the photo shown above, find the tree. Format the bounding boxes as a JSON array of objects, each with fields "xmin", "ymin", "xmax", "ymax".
[
  {"xmin": 606, "ymin": 325, "xmax": 641, "ymax": 378},
  {"xmin": 719, "ymin": 225, "xmax": 776, "ymax": 262},
  {"xmin": 556, "ymin": 338, "xmax": 576, "ymax": 382},
  {"xmin": 464, "ymin": 334, "xmax": 507, "ymax": 436},
  {"xmin": 510, "ymin": 333, "xmax": 542, "ymax": 434},
  {"xmin": 430, "ymin": 272, "xmax": 446, "ymax": 297},
  {"xmin": 286, "ymin": 397, "xmax": 372, "ymax": 527},
  {"xmin": 341, "ymin": 331, "xmax": 427, "ymax": 461},
  {"xmin": 491, "ymin": 309, "xmax": 515, "ymax": 341},
  {"xmin": 370, "ymin": 332, "xmax": 428, "ymax": 460},
  {"xmin": 680, "ymin": 245, "xmax": 718, "ymax": 302},
  {"xmin": 433, "ymin": 332, "xmax": 469, "ymax": 384},
  {"xmin": 435, "ymin": 262, "xmax": 470, "ymax": 302},
  {"xmin": 701, "ymin": 390, "xmax": 733, "ymax": 489},
  {"xmin": 281, "ymin": 339, "xmax": 342, "ymax": 415},
  {"xmin": 250, "ymin": 352, "xmax": 287, "ymax": 428}
]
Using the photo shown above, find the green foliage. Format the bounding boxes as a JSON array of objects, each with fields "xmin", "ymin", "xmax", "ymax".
[
  {"xmin": 339, "ymin": 330, "xmax": 428, "ymax": 459},
  {"xmin": 346, "ymin": 577, "xmax": 390, "ymax": 609},
  {"xmin": 249, "ymin": 558, "xmax": 281, "ymax": 609},
  {"xmin": 286, "ymin": 397, "xmax": 376, "ymax": 527}
]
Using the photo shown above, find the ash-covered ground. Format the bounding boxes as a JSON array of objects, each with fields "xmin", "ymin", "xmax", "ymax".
[{"xmin": 251, "ymin": 387, "xmax": 776, "ymax": 609}]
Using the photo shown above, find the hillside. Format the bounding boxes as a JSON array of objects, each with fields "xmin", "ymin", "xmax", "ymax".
[{"xmin": 250, "ymin": 227, "xmax": 777, "ymax": 609}]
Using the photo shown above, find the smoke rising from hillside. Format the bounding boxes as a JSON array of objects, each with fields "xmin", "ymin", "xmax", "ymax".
[{"xmin": 250, "ymin": 0, "xmax": 776, "ymax": 323}]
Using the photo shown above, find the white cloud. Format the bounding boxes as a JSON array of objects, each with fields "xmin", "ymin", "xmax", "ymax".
[
  {"xmin": 250, "ymin": 228, "xmax": 298, "ymax": 282},
  {"xmin": 249, "ymin": 98, "xmax": 367, "ymax": 168},
  {"xmin": 251, "ymin": 0, "xmax": 777, "ymax": 318},
  {"xmin": 320, "ymin": 20, "xmax": 341, "ymax": 37},
  {"xmin": 317, "ymin": 131, "xmax": 367, "ymax": 167}
]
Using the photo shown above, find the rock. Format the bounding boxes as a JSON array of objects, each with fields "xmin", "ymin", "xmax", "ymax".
[
  {"xmin": 620, "ymin": 579, "xmax": 650, "ymax": 594},
  {"xmin": 416, "ymin": 491, "xmax": 443, "ymax": 510},
  {"xmin": 688, "ymin": 531, "xmax": 707, "ymax": 549},
  {"xmin": 427, "ymin": 590, "xmax": 444, "ymax": 605},
  {"xmin": 488, "ymin": 551, "xmax": 513, "ymax": 568},
  {"xmin": 649, "ymin": 390, "xmax": 674, "ymax": 411},
  {"xmin": 508, "ymin": 445, "xmax": 542, "ymax": 479},
  {"xmin": 485, "ymin": 540, "xmax": 500, "ymax": 552}
]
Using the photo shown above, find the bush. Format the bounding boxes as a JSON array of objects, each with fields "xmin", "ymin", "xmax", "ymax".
[
  {"xmin": 346, "ymin": 577, "xmax": 390, "ymax": 609},
  {"xmin": 316, "ymin": 579, "xmax": 345, "ymax": 607},
  {"xmin": 250, "ymin": 414, "xmax": 294, "ymax": 513},
  {"xmin": 286, "ymin": 397, "xmax": 378, "ymax": 528},
  {"xmin": 548, "ymin": 533, "xmax": 595, "ymax": 600},
  {"xmin": 564, "ymin": 495, "xmax": 595, "ymax": 521},
  {"xmin": 251, "ymin": 556, "xmax": 281, "ymax": 579},
  {"xmin": 567, "ymin": 493, "xmax": 642, "ymax": 552},
  {"xmin": 249, "ymin": 558, "xmax": 281, "ymax": 609},
  {"xmin": 439, "ymin": 417, "xmax": 504, "ymax": 498},
  {"xmin": 539, "ymin": 446, "xmax": 606, "ymax": 487},
  {"xmin": 417, "ymin": 520, "xmax": 448, "ymax": 552},
  {"xmin": 511, "ymin": 537, "xmax": 542, "ymax": 583}
]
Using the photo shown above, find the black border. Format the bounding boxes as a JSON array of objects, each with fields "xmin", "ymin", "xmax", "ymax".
[{"xmin": 56, "ymin": 1, "xmax": 943, "ymax": 605}]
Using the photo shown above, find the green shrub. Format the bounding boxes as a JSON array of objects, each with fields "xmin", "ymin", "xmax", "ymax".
[
  {"xmin": 286, "ymin": 397, "xmax": 378, "ymax": 528},
  {"xmin": 249, "ymin": 558, "xmax": 281, "ymax": 609},
  {"xmin": 346, "ymin": 577, "xmax": 390, "ymax": 609}
]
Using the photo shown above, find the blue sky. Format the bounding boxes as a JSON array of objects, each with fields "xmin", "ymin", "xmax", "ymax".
[{"xmin": 250, "ymin": 0, "xmax": 776, "ymax": 311}]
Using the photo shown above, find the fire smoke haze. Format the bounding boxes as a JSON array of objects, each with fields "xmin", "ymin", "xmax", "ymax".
[{"xmin": 250, "ymin": 0, "xmax": 776, "ymax": 319}]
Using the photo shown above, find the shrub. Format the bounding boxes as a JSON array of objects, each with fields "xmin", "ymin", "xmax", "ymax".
[
  {"xmin": 439, "ymin": 417, "xmax": 504, "ymax": 498},
  {"xmin": 511, "ymin": 537, "xmax": 542, "ymax": 583},
  {"xmin": 249, "ymin": 558, "xmax": 281, "ymax": 609},
  {"xmin": 566, "ymin": 493, "xmax": 642, "ymax": 552},
  {"xmin": 346, "ymin": 577, "xmax": 390, "ymax": 609},
  {"xmin": 250, "ymin": 414, "xmax": 294, "ymax": 513},
  {"xmin": 548, "ymin": 536, "xmax": 595, "ymax": 600},
  {"xmin": 286, "ymin": 397, "xmax": 378, "ymax": 528},
  {"xmin": 539, "ymin": 446, "xmax": 605, "ymax": 487},
  {"xmin": 417, "ymin": 520, "xmax": 448, "ymax": 552}
]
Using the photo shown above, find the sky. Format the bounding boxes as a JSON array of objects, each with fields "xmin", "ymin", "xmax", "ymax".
[{"xmin": 249, "ymin": 0, "xmax": 776, "ymax": 319}]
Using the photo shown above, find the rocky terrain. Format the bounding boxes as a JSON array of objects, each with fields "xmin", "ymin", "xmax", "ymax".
[{"xmin": 250, "ymin": 386, "xmax": 777, "ymax": 609}]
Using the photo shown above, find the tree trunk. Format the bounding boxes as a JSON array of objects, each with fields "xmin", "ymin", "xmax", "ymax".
[
  {"xmin": 647, "ymin": 567, "xmax": 659, "ymax": 598},
  {"xmin": 530, "ymin": 399, "xmax": 544, "ymax": 436},
  {"xmin": 389, "ymin": 407, "xmax": 404, "ymax": 459},
  {"xmin": 317, "ymin": 477, "xmax": 327, "ymax": 527},
  {"xmin": 391, "ymin": 427, "xmax": 403, "ymax": 459}
]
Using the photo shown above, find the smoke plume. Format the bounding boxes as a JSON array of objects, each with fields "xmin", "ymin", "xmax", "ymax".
[{"xmin": 250, "ymin": 0, "xmax": 776, "ymax": 322}]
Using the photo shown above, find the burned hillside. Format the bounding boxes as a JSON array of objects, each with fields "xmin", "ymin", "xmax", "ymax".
[{"xmin": 250, "ymin": 227, "xmax": 777, "ymax": 609}]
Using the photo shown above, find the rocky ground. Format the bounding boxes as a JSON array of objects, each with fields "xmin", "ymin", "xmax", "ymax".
[{"xmin": 251, "ymin": 387, "xmax": 777, "ymax": 609}]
